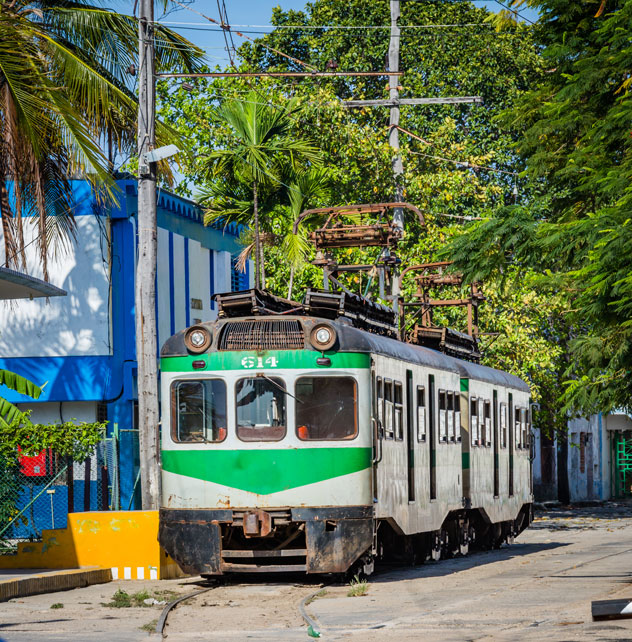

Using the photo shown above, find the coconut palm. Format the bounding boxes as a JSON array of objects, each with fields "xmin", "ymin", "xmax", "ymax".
[
  {"xmin": 200, "ymin": 92, "xmax": 321, "ymax": 289},
  {"xmin": 0, "ymin": 1, "xmax": 203, "ymax": 279}
]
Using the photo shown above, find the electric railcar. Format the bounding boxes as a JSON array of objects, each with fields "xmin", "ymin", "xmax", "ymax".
[{"xmin": 158, "ymin": 309, "xmax": 533, "ymax": 576}]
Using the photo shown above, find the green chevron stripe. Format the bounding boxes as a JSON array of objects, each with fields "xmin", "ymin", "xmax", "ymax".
[
  {"xmin": 161, "ymin": 447, "xmax": 372, "ymax": 494},
  {"xmin": 160, "ymin": 350, "xmax": 370, "ymax": 372}
]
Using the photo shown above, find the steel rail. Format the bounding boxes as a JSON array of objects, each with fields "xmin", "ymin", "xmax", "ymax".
[{"xmin": 155, "ymin": 583, "xmax": 218, "ymax": 637}]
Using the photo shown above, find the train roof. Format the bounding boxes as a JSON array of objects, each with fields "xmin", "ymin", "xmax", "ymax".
[
  {"xmin": 334, "ymin": 318, "xmax": 530, "ymax": 393},
  {"xmin": 161, "ymin": 314, "xmax": 530, "ymax": 394}
]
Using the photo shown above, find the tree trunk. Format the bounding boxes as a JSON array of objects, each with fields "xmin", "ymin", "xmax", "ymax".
[
  {"xmin": 260, "ymin": 241, "xmax": 266, "ymax": 290},
  {"xmin": 287, "ymin": 266, "xmax": 295, "ymax": 300},
  {"xmin": 253, "ymin": 180, "xmax": 260, "ymax": 289}
]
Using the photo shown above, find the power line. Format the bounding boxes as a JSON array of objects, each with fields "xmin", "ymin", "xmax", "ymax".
[
  {"xmin": 408, "ymin": 149, "xmax": 518, "ymax": 177},
  {"xmin": 170, "ymin": 1, "xmax": 319, "ymax": 71},
  {"xmin": 156, "ymin": 21, "xmax": 495, "ymax": 31},
  {"xmin": 493, "ymin": 0, "xmax": 537, "ymax": 25}
]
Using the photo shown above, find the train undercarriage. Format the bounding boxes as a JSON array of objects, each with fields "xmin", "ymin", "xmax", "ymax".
[{"xmin": 159, "ymin": 504, "xmax": 533, "ymax": 577}]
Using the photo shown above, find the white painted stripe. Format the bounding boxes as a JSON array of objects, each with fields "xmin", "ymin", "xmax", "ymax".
[
  {"xmin": 149, "ymin": 567, "xmax": 158, "ymax": 580},
  {"xmin": 111, "ymin": 567, "xmax": 119, "ymax": 580},
  {"xmin": 123, "ymin": 567, "xmax": 132, "ymax": 580},
  {"xmin": 621, "ymin": 602, "xmax": 632, "ymax": 614},
  {"xmin": 136, "ymin": 567, "xmax": 145, "ymax": 580}
]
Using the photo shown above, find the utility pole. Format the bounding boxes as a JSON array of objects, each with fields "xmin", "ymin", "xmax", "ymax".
[
  {"xmin": 345, "ymin": 0, "xmax": 482, "ymax": 316},
  {"xmin": 136, "ymin": 0, "xmax": 160, "ymax": 510},
  {"xmin": 389, "ymin": 0, "xmax": 404, "ymax": 234}
]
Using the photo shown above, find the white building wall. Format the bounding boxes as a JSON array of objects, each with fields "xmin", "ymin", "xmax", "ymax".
[
  {"xmin": 18, "ymin": 401, "xmax": 97, "ymax": 424},
  {"xmin": 567, "ymin": 414, "xmax": 611, "ymax": 502},
  {"xmin": 156, "ymin": 227, "xmax": 171, "ymax": 350},
  {"xmin": 0, "ymin": 216, "xmax": 111, "ymax": 358},
  {"xmin": 172, "ymin": 234, "xmax": 186, "ymax": 333},
  {"xmin": 215, "ymin": 251, "xmax": 232, "ymax": 294}
]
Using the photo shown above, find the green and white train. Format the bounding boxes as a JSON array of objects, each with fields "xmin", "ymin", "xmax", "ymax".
[{"xmin": 158, "ymin": 308, "xmax": 533, "ymax": 575}]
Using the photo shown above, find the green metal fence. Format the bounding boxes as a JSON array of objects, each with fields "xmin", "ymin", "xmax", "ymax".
[{"xmin": 612, "ymin": 431, "xmax": 632, "ymax": 498}]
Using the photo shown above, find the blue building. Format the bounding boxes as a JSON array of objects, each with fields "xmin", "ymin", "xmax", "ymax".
[{"xmin": 0, "ymin": 178, "xmax": 249, "ymax": 530}]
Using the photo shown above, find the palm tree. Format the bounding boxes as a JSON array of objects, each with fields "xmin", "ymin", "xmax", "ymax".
[
  {"xmin": 0, "ymin": 1, "xmax": 203, "ymax": 279},
  {"xmin": 0, "ymin": 369, "xmax": 41, "ymax": 429},
  {"xmin": 280, "ymin": 167, "xmax": 331, "ymax": 300},
  {"xmin": 200, "ymin": 91, "xmax": 321, "ymax": 289}
]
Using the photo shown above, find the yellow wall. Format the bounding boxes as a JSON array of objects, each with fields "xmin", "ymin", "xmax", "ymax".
[{"xmin": 0, "ymin": 511, "xmax": 184, "ymax": 580}]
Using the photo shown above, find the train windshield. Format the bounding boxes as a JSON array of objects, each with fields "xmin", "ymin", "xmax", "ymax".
[
  {"xmin": 295, "ymin": 376, "xmax": 358, "ymax": 440},
  {"xmin": 171, "ymin": 379, "xmax": 227, "ymax": 443},
  {"xmin": 236, "ymin": 377, "xmax": 286, "ymax": 442}
]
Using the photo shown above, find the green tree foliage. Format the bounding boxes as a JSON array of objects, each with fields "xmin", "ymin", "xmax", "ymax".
[
  {"xmin": 159, "ymin": 1, "xmax": 574, "ymax": 425},
  {"xmin": 0, "ymin": 368, "xmax": 105, "ymax": 462},
  {"xmin": 197, "ymin": 91, "xmax": 321, "ymax": 289},
  {"xmin": 0, "ymin": 414, "xmax": 107, "ymax": 464},
  {"xmin": 446, "ymin": 0, "xmax": 632, "ymax": 414},
  {"xmin": 0, "ymin": 369, "xmax": 42, "ymax": 428},
  {"xmin": 0, "ymin": 0, "xmax": 203, "ymax": 278}
]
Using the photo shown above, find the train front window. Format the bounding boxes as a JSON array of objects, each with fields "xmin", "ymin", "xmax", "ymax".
[
  {"xmin": 296, "ymin": 376, "xmax": 358, "ymax": 440},
  {"xmin": 171, "ymin": 379, "xmax": 227, "ymax": 443},
  {"xmin": 236, "ymin": 377, "xmax": 286, "ymax": 441}
]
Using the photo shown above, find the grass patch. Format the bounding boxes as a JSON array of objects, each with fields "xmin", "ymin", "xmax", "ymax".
[
  {"xmin": 102, "ymin": 588, "xmax": 156, "ymax": 608},
  {"xmin": 140, "ymin": 619, "xmax": 158, "ymax": 632},
  {"xmin": 131, "ymin": 589, "xmax": 152, "ymax": 605},
  {"xmin": 347, "ymin": 575, "xmax": 369, "ymax": 597},
  {"xmin": 305, "ymin": 588, "xmax": 328, "ymax": 606},
  {"xmin": 50, "ymin": 603, "xmax": 64, "ymax": 609}
]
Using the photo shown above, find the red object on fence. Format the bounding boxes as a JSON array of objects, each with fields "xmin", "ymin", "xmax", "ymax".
[{"xmin": 18, "ymin": 447, "xmax": 47, "ymax": 477}]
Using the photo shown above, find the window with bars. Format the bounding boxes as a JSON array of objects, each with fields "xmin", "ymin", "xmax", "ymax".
[
  {"xmin": 500, "ymin": 403, "xmax": 507, "ymax": 448},
  {"xmin": 384, "ymin": 380, "xmax": 394, "ymax": 440},
  {"xmin": 394, "ymin": 382, "xmax": 403, "ymax": 441},
  {"xmin": 417, "ymin": 386, "xmax": 426, "ymax": 442},
  {"xmin": 439, "ymin": 390, "xmax": 447, "ymax": 442},
  {"xmin": 471, "ymin": 397, "xmax": 479, "ymax": 446},
  {"xmin": 484, "ymin": 400, "xmax": 491, "ymax": 447}
]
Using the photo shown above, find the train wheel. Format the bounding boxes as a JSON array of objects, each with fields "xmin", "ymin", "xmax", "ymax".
[{"xmin": 431, "ymin": 531, "xmax": 442, "ymax": 561}]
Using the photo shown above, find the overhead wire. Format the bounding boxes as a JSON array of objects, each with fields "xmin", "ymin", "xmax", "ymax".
[
  {"xmin": 492, "ymin": 0, "xmax": 537, "ymax": 25},
  {"xmin": 156, "ymin": 21, "xmax": 495, "ymax": 31}
]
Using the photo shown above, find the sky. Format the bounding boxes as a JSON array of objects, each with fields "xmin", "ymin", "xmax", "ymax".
[{"xmin": 156, "ymin": 1, "xmax": 540, "ymax": 68}]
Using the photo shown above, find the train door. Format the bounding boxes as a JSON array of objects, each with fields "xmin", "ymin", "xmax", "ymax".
[
  {"xmin": 493, "ymin": 390, "xmax": 499, "ymax": 497},
  {"xmin": 371, "ymin": 367, "xmax": 379, "ymax": 502},
  {"xmin": 373, "ymin": 356, "xmax": 409, "ymax": 525},
  {"xmin": 406, "ymin": 370, "xmax": 415, "ymax": 502},
  {"xmin": 508, "ymin": 393, "xmax": 514, "ymax": 496},
  {"xmin": 428, "ymin": 374, "xmax": 437, "ymax": 500}
]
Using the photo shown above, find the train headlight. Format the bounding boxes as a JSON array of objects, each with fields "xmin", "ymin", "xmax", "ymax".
[
  {"xmin": 184, "ymin": 326, "xmax": 212, "ymax": 353},
  {"xmin": 310, "ymin": 323, "xmax": 337, "ymax": 351}
]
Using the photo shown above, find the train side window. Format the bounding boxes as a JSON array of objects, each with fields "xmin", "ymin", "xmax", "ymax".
[
  {"xmin": 384, "ymin": 379, "xmax": 394, "ymax": 439},
  {"xmin": 515, "ymin": 407, "xmax": 522, "ymax": 449},
  {"xmin": 417, "ymin": 386, "xmax": 426, "ymax": 442},
  {"xmin": 376, "ymin": 377, "xmax": 384, "ymax": 427},
  {"xmin": 171, "ymin": 379, "xmax": 227, "ymax": 443},
  {"xmin": 394, "ymin": 381, "xmax": 404, "ymax": 441},
  {"xmin": 439, "ymin": 390, "xmax": 447, "ymax": 442},
  {"xmin": 447, "ymin": 392, "xmax": 455, "ymax": 442},
  {"xmin": 500, "ymin": 403, "xmax": 507, "ymax": 448},
  {"xmin": 455, "ymin": 394, "xmax": 461, "ymax": 442},
  {"xmin": 478, "ymin": 399, "xmax": 485, "ymax": 446},
  {"xmin": 470, "ymin": 397, "xmax": 479, "ymax": 446},
  {"xmin": 236, "ymin": 377, "xmax": 286, "ymax": 442},
  {"xmin": 484, "ymin": 400, "xmax": 491, "ymax": 447},
  {"xmin": 296, "ymin": 376, "xmax": 358, "ymax": 440},
  {"xmin": 521, "ymin": 408, "xmax": 528, "ymax": 449}
]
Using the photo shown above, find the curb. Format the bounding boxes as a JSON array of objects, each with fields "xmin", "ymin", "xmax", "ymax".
[{"xmin": 0, "ymin": 567, "xmax": 112, "ymax": 602}]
